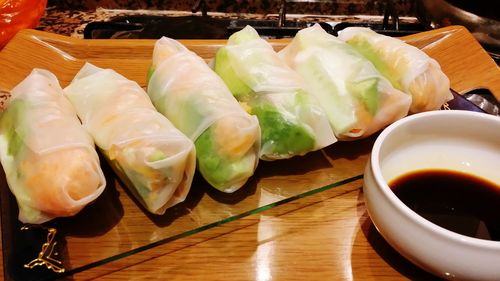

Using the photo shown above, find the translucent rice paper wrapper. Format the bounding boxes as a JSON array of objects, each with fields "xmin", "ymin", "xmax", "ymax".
[
  {"xmin": 64, "ymin": 63, "xmax": 196, "ymax": 215},
  {"xmin": 148, "ymin": 37, "xmax": 260, "ymax": 193},
  {"xmin": 0, "ymin": 69, "xmax": 106, "ymax": 224},
  {"xmin": 213, "ymin": 25, "xmax": 336, "ymax": 160},
  {"xmin": 338, "ymin": 26, "xmax": 452, "ymax": 113},
  {"xmin": 279, "ymin": 24, "xmax": 412, "ymax": 140}
]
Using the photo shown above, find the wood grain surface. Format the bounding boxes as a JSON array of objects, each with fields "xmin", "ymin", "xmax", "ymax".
[
  {"xmin": 87, "ymin": 179, "xmax": 440, "ymax": 281},
  {"xmin": 0, "ymin": 25, "xmax": 498, "ymax": 281},
  {"xmin": 0, "ymin": 26, "xmax": 499, "ymax": 98}
]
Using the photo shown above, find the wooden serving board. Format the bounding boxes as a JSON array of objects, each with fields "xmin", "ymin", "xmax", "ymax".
[
  {"xmin": 0, "ymin": 25, "xmax": 498, "ymax": 280},
  {"xmin": 0, "ymin": 25, "xmax": 499, "ymax": 101}
]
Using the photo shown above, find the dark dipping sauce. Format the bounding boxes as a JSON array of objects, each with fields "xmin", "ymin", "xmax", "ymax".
[{"xmin": 389, "ymin": 170, "xmax": 500, "ymax": 241}]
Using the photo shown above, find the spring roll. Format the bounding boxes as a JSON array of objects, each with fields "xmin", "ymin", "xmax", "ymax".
[
  {"xmin": 279, "ymin": 24, "xmax": 412, "ymax": 139},
  {"xmin": 148, "ymin": 37, "xmax": 260, "ymax": 192},
  {"xmin": 64, "ymin": 63, "xmax": 196, "ymax": 215},
  {"xmin": 338, "ymin": 26, "xmax": 452, "ymax": 113},
  {"xmin": 0, "ymin": 69, "xmax": 106, "ymax": 224},
  {"xmin": 213, "ymin": 25, "xmax": 336, "ymax": 160}
]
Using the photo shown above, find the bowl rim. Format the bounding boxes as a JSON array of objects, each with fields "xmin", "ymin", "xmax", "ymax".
[{"xmin": 370, "ymin": 110, "xmax": 500, "ymax": 249}]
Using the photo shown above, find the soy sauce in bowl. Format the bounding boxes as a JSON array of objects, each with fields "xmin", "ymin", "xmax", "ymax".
[{"xmin": 389, "ymin": 169, "xmax": 500, "ymax": 241}]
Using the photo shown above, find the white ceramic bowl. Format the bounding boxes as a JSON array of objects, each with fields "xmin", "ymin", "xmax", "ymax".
[{"xmin": 363, "ymin": 110, "xmax": 500, "ymax": 280}]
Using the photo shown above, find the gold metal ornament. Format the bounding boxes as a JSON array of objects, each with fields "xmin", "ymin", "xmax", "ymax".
[{"xmin": 21, "ymin": 225, "xmax": 65, "ymax": 273}]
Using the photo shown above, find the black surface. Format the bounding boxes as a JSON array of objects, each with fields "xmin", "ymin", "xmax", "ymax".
[
  {"xmin": 331, "ymin": 22, "xmax": 427, "ymax": 37},
  {"xmin": 83, "ymin": 15, "xmax": 427, "ymax": 40},
  {"xmin": 84, "ymin": 15, "xmax": 232, "ymax": 39}
]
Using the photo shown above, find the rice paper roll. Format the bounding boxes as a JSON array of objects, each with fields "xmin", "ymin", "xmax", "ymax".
[
  {"xmin": 338, "ymin": 26, "xmax": 452, "ymax": 113},
  {"xmin": 0, "ymin": 69, "xmax": 106, "ymax": 224},
  {"xmin": 213, "ymin": 25, "xmax": 336, "ymax": 160},
  {"xmin": 279, "ymin": 24, "xmax": 411, "ymax": 139},
  {"xmin": 64, "ymin": 63, "xmax": 196, "ymax": 214},
  {"xmin": 148, "ymin": 37, "xmax": 260, "ymax": 193}
]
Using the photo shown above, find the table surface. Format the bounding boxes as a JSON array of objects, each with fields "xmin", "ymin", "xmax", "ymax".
[{"xmin": 0, "ymin": 25, "xmax": 499, "ymax": 280}]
